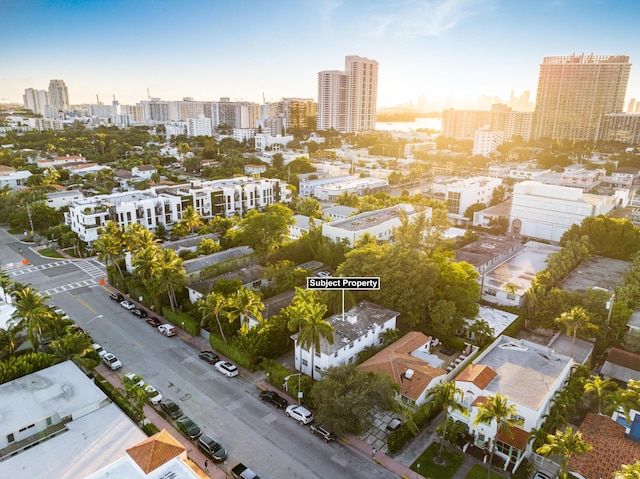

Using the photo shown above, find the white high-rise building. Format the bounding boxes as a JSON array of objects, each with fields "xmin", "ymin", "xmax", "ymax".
[
  {"xmin": 47, "ymin": 79, "xmax": 69, "ymax": 112},
  {"xmin": 317, "ymin": 55, "xmax": 378, "ymax": 132},
  {"xmin": 23, "ymin": 88, "xmax": 49, "ymax": 115}
]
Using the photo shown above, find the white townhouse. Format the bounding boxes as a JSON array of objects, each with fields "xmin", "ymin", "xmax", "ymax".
[
  {"xmin": 292, "ymin": 301, "xmax": 398, "ymax": 380},
  {"xmin": 45, "ymin": 189, "xmax": 83, "ymax": 209},
  {"xmin": 0, "ymin": 166, "xmax": 31, "ymax": 190},
  {"xmin": 65, "ymin": 190, "xmax": 183, "ymax": 245},
  {"xmin": 430, "ymin": 176, "xmax": 503, "ymax": 217},
  {"xmin": 131, "ymin": 164, "xmax": 157, "ymax": 180},
  {"xmin": 322, "ymin": 203, "xmax": 426, "ymax": 246},
  {"xmin": 450, "ymin": 336, "xmax": 573, "ymax": 472}
]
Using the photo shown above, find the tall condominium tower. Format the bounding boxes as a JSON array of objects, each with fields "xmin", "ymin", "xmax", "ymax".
[
  {"xmin": 532, "ymin": 53, "xmax": 631, "ymax": 141},
  {"xmin": 23, "ymin": 88, "xmax": 49, "ymax": 115},
  {"xmin": 48, "ymin": 79, "xmax": 70, "ymax": 112},
  {"xmin": 317, "ymin": 55, "xmax": 378, "ymax": 132}
]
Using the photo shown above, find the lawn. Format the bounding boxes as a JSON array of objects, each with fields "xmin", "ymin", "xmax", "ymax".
[
  {"xmin": 464, "ymin": 464, "xmax": 505, "ymax": 479},
  {"xmin": 38, "ymin": 248, "xmax": 65, "ymax": 259},
  {"xmin": 411, "ymin": 441, "xmax": 465, "ymax": 479}
]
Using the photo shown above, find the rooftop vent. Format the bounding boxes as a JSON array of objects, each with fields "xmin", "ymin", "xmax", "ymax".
[
  {"xmin": 346, "ymin": 314, "xmax": 357, "ymax": 324},
  {"xmin": 405, "ymin": 369, "xmax": 414, "ymax": 380}
]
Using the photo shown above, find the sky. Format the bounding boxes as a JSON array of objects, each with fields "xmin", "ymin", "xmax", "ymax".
[{"xmin": 2, "ymin": 0, "xmax": 640, "ymax": 110}]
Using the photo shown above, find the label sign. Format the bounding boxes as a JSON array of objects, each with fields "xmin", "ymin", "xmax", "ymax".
[{"xmin": 307, "ymin": 276, "xmax": 380, "ymax": 290}]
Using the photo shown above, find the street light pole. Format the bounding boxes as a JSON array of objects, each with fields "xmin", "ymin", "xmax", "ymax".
[
  {"xmin": 284, "ymin": 373, "xmax": 303, "ymax": 404},
  {"xmin": 86, "ymin": 314, "xmax": 104, "ymax": 332}
]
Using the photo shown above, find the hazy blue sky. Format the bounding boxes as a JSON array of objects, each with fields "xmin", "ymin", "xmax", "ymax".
[{"xmin": 2, "ymin": 0, "xmax": 640, "ymax": 109}]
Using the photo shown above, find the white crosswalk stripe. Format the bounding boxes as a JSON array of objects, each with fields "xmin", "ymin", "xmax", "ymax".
[
  {"xmin": 41, "ymin": 279, "xmax": 99, "ymax": 296},
  {"xmin": 73, "ymin": 259, "xmax": 105, "ymax": 279},
  {"xmin": 7, "ymin": 260, "xmax": 70, "ymax": 277}
]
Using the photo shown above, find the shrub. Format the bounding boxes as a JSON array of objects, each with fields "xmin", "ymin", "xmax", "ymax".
[
  {"xmin": 93, "ymin": 373, "xmax": 143, "ymax": 423},
  {"xmin": 163, "ymin": 307, "xmax": 200, "ymax": 336},
  {"xmin": 209, "ymin": 334, "xmax": 254, "ymax": 370},
  {"xmin": 387, "ymin": 426, "xmax": 411, "ymax": 454},
  {"xmin": 142, "ymin": 422, "xmax": 161, "ymax": 436}
]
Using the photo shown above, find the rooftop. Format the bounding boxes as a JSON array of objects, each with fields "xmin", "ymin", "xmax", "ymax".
[
  {"xmin": 326, "ymin": 203, "xmax": 417, "ymax": 232},
  {"xmin": 561, "ymin": 256, "xmax": 630, "ymax": 294},
  {"xmin": 0, "ymin": 361, "xmax": 107, "ymax": 436},
  {"xmin": 472, "ymin": 305, "xmax": 519, "ymax": 337},
  {"xmin": 187, "ymin": 263, "xmax": 264, "ymax": 295},
  {"xmin": 465, "ymin": 336, "xmax": 572, "ymax": 410},
  {"xmin": 455, "ymin": 234, "xmax": 523, "ymax": 268}
]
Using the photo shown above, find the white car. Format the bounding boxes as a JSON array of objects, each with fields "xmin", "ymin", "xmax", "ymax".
[
  {"xmin": 120, "ymin": 300, "xmax": 135, "ymax": 310},
  {"xmin": 214, "ymin": 360, "xmax": 239, "ymax": 378},
  {"xmin": 102, "ymin": 353, "xmax": 122, "ymax": 370},
  {"xmin": 144, "ymin": 384, "xmax": 163, "ymax": 404},
  {"xmin": 285, "ymin": 404, "xmax": 314, "ymax": 425},
  {"xmin": 124, "ymin": 372, "xmax": 144, "ymax": 388},
  {"xmin": 92, "ymin": 343, "xmax": 107, "ymax": 357},
  {"xmin": 315, "ymin": 271, "xmax": 331, "ymax": 278}
]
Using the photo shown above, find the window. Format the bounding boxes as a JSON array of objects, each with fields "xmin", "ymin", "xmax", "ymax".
[
  {"xmin": 7, "ymin": 433, "xmax": 14, "ymax": 443},
  {"xmin": 506, "ymin": 293, "xmax": 516, "ymax": 300},
  {"xmin": 46, "ymin": 417, "xmax": 52, "ymax": 426},
  {"xmin": 315, "ymin": 350, "xmax": 321, "ymax": 357},
  {"xmin": 496, "ymin": 440, "xmax": 511, "ymax": 455},
  {"xmin": 349, "ymin": 342, "xmax": 354, "ymax": 349},
  {"xmin": 510, "ymin": 414, "xmax": 525, "ymax": 427},
  {"xmin": 302, "ymin": 359, "xmax": 308, "ymax": 367}
]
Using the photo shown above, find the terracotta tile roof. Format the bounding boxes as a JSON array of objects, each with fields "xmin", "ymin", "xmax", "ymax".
[
  {"xmin": 0, "ymin": 165, "xmax": 16, "ymax": 175},
  {"xmin": 359, "ymin": 331, "xmax": 446, "ymax": 401},
  {"xmin": 496, "ymin": 424, "xmax": 530, "ymax": 451},
  {"xmin": 135, "ymin": 164, "xmax": 157, "ymax": 171},
  {"xmin": 126, "ymin": 429, "xmax": 185, "ymax": 474},
  {"xmin": 569, "ymin": 413, "xmax": 640, "ymax": 479},
  {"xmin": 457, "ymin": 364, "xmax": 497, "ymax": 389},
  {"xmin": 607, "ymin": 348, "xmax": 640, "ymax": 372},
  {"xmin": 472, "ymin": 395, "xmax": 488, "ymax": 407}
]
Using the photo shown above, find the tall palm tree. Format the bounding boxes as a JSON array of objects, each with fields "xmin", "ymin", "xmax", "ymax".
[
  {"xmin": 536, "ymin": 427, "xmax": 592, "ymax": 479},
  {"xmin": 124, "ymin": 223, "xmax": 158, "ymax": 255},
  {"xmin": 93, "ymin": 229, "xmax": 125, "ymax": 277},
  {"xmin": 179, "ymin": 205, "xmax": 203, "ymax": 234},
  {"xmin": 0, "ymin": 321, "xmax": 22, "ymax": 357},
  {"xmin": 583, "ymin": 375, "xmax": 615, "ymax": 415},
  {"xmin": 614, "ymin": 461, "xmax": 640, "ymax": 479},
  {"xmin": 555, "ymin": 306, "xmax": 598, "ymax": 358},
  {"xmin": 132, "ymin": 245, "xmax": 160, "ymax": 284},
  {"xmin": 49, "ymin": 333, "xmax": 97, "ymax": 369},
  {"xmin": 0, "ymin": 269, "xmax": 13, "ymax": 301},
  {"xmin": 199, "ymin": 291, "xmax": 230, "ymax": 344},
  {"xmin": 287, "ymin": 288, "xmax": 333, "ymax": 380},
  {"xmin": 427, "ymin": 380, "xmax": 466, "ymax": 464},
  {"xmin": 12, "ymin": 287, "xmax": 52, "ymax": 350},
  {"xmin": 229, "ymin": 288, "xmax": 264, "ymax": 334},
  {"xmin": 473, "ymin": 393, "xmax": 518, "ymax": 479},
  {"xmin": 152, "ymin": 249, "xmax": 185, "ymax": 312}
]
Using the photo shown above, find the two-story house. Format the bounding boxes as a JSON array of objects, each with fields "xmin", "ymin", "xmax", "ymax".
[
  {"xmin": 450, "ymin": 336, "xmax": 573, "ymax": 472},
  {"xmin": 292, "ymin": 301, "xmax": 398, "ymax": 380}
]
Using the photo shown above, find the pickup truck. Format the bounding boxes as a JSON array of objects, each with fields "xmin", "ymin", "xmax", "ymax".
[{"xmin": 231, "ymin": 463, "xmax": 260, "ymax": 479}]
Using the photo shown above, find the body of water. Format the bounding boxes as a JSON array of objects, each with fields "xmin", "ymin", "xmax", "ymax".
[{"xmin": 375, "ymin": 117, "xmax": 442, "ymax": 132}]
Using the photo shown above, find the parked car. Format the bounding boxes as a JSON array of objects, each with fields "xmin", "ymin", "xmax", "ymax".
[
  {"xmin": 109, "ymin": 292, "xmax": 124, "ymax": 302},
  {"xmin": 158, "ymin": 324, "xmax": 176, "ymax": 336},
  {"xmin": 386, "ymin": 418, "xmax": 401, "ymax": 432},
  {"xmin": 214, "ymin": 360, "xmax": 239, "ymax": 378},
  {"xmin": 259, "ymin": 390, "xmax": 288, "ymax": 409},
  {"xmin": 160, "ymin": 399, "xmax": 183, "ymax": 419},
  {"xmin": 120, "ymin": 300, "xmax": 135, "ymax": 310},
  {"xmin": 91, "ymin": 343, "xmax": 107, "ymax": 357},
  {"xmin": 131, "ymin": 308, "xmax": 147, "ymax": 318},
  {"xmin": 124, "ymin": 372, "xmax": 144, "ymax": 388},
  {"xmin": 102, "ymin": 353, "xmax": 122, "ymax": 370},
  {"xmin": 145, "ymin": 316, "xmax": 161, "ymax": 327},
  {"xmin": 231, "ymin": 463, "xmax": 260, "ymax": 479},
  {"xmin": 310, "ymin": 424, "xmax": 337, "ymax": 442},
  {"xmin": 198, "ymin": 434, "xmax": 228, "ymax": 462},
  {"xmin": 285, "ymin": 404, "xmax": 314, "ymax": 425},
  {"xmin": 315, "ymin": 270, "xmax": 331, "ymax": 278},
  {"xmin": 144, "ymin": 384, "xmax": 163, "ymax": 404},
  {"xmin": 177, "ymin": 416, "xmax": 202, "ymax": 439},
  {"xmin": 199, "ymin": 350, "xmax": 220, "ymax": 364}
]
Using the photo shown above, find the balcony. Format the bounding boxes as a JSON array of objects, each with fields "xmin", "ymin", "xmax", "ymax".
[{"xmin": 0, "ymin": 422, "xmax": 68, "ymax": 459}]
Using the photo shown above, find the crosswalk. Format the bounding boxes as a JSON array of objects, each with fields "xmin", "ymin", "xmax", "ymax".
[{"xmin": 6, "ymin": 258, "xmax": 107, "ymax": 296}]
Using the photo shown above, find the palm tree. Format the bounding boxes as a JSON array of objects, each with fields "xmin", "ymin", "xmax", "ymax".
[
  {"xmin": 49, "ymin": 333, "xmax": 97, "ymax": 370},
  {"xmin": 93, "ymin": 229, "xmax": 125, "ymax": 277},
  {"xmin": 583, "ymin": 375, "xmax": 615, "ymax": 415},
  {"xmin": 199, "ymin": 291, "xmax": 230, "ymax": 344},
  {"xmin": 287, "ymin": 287, "xmax": 333, "ymax": 381},
  {"xmin": 614, "ymin": 461, "xmax": 640, "ymax": 479},
  {"xmin": 197, "ymin": 237, "xmax": 220, "ymax": 255},
  {"xmin": 473, "ymin": 393, "xmax": 518, "ymax": 479},
  {"xmin": 0, "ymin": 269, "xmax": 13, "ymax": 301},
  {"xmin": 179, "ymin": 205, "xmax": 203, "ymax": 234},
  {"xmin": 555, "ymin": 306, "xmax": 598, "ymax": 358},
  {"xmin": 123, "ymin": 223, "xmax": 158, "ymax": 255},
  {"xmin": 12, "ymin": 287, "xmax": 52, "ymax": 350},
  {"xmin": 536, "ymin": 427, "xmax": 592, "ymax": 479},
  {"xmin": 228, "ymin": 288, "xmax": 264, "ymax": 334},
  {"xmin": 379, "ymin": 328, "xmax": 400, "ymax": 346},
  {"xmin": 427, "ymin": 380, "xmax": 466, "ymax": 464},
  {"xmin": 0, "ymin": 322, "xmax": 22, "ymax": 357},
  {"xmin": 132, "ymin": 245, "xmax": 160, "ymax": 284},
  {"xmin": 152, "ymin": 249, "xmax": 185, "ymax": 312}
]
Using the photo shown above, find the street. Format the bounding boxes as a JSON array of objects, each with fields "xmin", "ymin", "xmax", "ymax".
[{"xmin": 0, "ymin": 228, "xmax": 395, "ymax": 479}]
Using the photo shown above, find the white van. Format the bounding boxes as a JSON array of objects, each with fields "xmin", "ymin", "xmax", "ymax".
[{"xmin": 158, "ymin": 324, "xmax": 177, "ymax": 337}]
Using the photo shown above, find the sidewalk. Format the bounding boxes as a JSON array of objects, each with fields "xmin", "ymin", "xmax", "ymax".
[{"xmin": 96, "ymin": 363, "xmax": 228, "ymax": 479}]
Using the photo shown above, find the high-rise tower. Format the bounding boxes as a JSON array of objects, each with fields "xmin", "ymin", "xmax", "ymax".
[
  {"xmin": 532, "ymin": 54, "xmax": 631, "ymax": 141},
  {"xmin": 48, "ymin": 79, "xmax": 70, "ymax": 112},
  {"xmin": 317, "ymin": 55, "xmax": 378, "ymax": 132}
]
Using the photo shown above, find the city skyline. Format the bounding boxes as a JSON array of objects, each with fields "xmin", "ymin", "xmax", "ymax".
[{"xmin": 2, "ymin": 0, "xmax": 640, "ymax": 110}]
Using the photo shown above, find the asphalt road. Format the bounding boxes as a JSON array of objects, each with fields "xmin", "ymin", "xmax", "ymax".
[{"xmin": 0, "ymin": 229, "xmax": 395, "ymax": 479}]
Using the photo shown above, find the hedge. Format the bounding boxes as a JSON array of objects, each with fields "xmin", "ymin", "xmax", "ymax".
[
  {"xmin": 209, "ymin": 334, "xmax": 254, "ymax": 370},
  {"xmin": 162, "ymin": 307, "xmax": 201, "ymax": 336},
  {"xmin": 94, "ymin": 373, "xmax": 143, "ymax": 423}
]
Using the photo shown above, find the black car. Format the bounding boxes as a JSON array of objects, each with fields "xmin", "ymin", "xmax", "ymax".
[
  {"xmin": 199, "ymin": 350, "xmax": 220, "ymax": 364},
  {"xmin": 177, "ymin": 416, "xmax": 202, "ymax": 439},
  {"xmin": 109, "ymin": 292, "xmax": 124, "ymax": 302},
  {"xmin": 146, "ymin": 316, "xmax": 161, "ymax": 327},
  {"xmin": 310, "ymin": 424, "xmax": 337, "ymax": 442},
  {"xmin": 198, "ymin": 434, "xmax": 228, "ymax": 462},
  {"xmin": 131, "ymin": 308, "xmax": 148, "ymax": 318},
  {"xmin": 259, "ymin": 390, "xmax": 288, "ymax": 409},
  {"xmin": 160, "ymin": 399, "xmax": 183, "ymax": 419}
]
